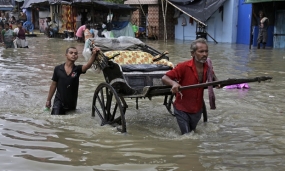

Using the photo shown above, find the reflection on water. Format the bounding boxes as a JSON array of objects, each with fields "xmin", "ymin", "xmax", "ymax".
[{"xmin": 1, "ymin": 36, "xmax": 285, "ymax": 170}]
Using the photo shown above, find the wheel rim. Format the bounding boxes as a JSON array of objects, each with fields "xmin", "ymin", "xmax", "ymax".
[{"xmin": 92, "ymin": 83, "xmax": 127, "ymax": 132}]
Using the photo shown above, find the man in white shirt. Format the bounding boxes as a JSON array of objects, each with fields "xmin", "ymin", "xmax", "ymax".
[
  {"xmin": 46, "ymin": 17, "xmax": 58, "ymax": 38},
  {"xmin": 76, "ymin": 13, "xmax": 81, "ymax": 30}
]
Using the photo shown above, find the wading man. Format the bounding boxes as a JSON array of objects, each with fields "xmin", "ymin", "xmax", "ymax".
[
  {"xmin": 162, "ymin": 38, "xmax": 217, "ymax": 135},
  {"xmin": 46, "ymin": 46, "xmax": 100, "ymax": 115}
]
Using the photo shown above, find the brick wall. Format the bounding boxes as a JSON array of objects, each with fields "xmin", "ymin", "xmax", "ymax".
[
  {"xmin": 130, "ymin": 4, "xmax": 176, "ymax": 40},
  {"xmin": 158, "ymin": 4, "xmax": 175, "ymax": 40},
  {"xmin": 131, "ymin": 8, "xmax": 140, "ymax": 25}
]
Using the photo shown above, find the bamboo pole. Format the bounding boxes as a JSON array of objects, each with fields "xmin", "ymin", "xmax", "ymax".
[
  {"xmin": 137, "ymin": 0, "xmax": 155, "ymax": 39},
  {"xmin": 161, "ymin": 0, "xmax": 166, "ymax": 41},
  {"xmin": 165, "ymin": 0, "xmax": 167, "ymax": 40}
]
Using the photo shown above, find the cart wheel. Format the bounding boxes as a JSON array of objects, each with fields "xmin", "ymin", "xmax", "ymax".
[
  {"xmin": 164, "ymin": 94, "xmax": 175, "ymax": 116},
  {"xmin": 92, "ymin": 82, "xmax": 127, "ymax": 133}
]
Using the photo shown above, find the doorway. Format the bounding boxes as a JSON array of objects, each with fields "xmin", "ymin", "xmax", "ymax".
[{"xmin": 274, "ymin": 10, "xmax": 285, "ymax": 48}]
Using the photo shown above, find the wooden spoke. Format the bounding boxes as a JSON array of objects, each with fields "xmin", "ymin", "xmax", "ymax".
[{"xmin": 92, "ymin": 83, "xmax": 127, "ymax": 133}]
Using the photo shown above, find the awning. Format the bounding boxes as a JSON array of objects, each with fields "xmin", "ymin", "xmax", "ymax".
[
  {"xmin": 93, "ymin": 1, "xmax": 135, "ymax": 9},
  {"xmin": 167, "ymin": 0, "xmax": 226, "ymax": 26},
  {"xmin": 0, "ymin": 5, "xmax": 13, "ymax": 11},
  {"xmin": 51, "ymin": 0, "xmax": 136, "ymax": 10},
  {"xmin": 22, "ymin": 0, "xmax": 49, "ymax": 8},
  {"xmin": 0, "ymin": 0, "xmax": 13, "ymax": 11},
  {"xmin": 244, "ymin": 0, "xmax": 284, "ymax": 3}
]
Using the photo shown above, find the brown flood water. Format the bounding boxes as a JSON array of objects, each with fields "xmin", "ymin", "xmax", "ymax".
[{"xmin": 0, "ymin": 36, "xmax": 285, "ymax": 171}]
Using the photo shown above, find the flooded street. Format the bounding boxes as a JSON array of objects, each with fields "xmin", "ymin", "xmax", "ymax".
[{"xmin": 1, "ymin": 36, "xmax": 285, "ymax": 171}]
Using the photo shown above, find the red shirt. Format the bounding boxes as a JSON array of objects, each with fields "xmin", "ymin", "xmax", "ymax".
[{"xmin": 166, "ymin": 59, "xmax": 209, "ymax": 113}]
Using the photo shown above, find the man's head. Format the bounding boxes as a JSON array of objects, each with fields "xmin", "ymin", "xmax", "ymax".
[
  {"xmin": 85, "ymin": 24, "xmax": 90, "ymax": 30},
  {"xmin": 65, "ymin": 47, "xmax": 78, "ymax": 62},
  {"xmin": 17, "ymin": 22, "xmax": 22, "ymax": 28},
  {"xmin": 46, "ymin": 17, "xmax": 51, "ymax": 22},
  {"xmin": 4, "ymin": 23, "xmax": 9, "ymax": 30},
  {"xmin": 190, "ymin": 38, "xmax": 208, "ymax": 64}
]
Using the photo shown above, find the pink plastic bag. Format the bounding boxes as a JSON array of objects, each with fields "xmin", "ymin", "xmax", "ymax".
[{"xmin": 224, "ymin": 83, "xmax": 250, "ymax": 89}]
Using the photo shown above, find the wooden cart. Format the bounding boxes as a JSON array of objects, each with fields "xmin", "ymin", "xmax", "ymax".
[
  {"xmin": 89, "ymin": 41, "xmax": 177, "ymax": 133},
  {"xmin": 87, "ymin": 38, "xmax": 272, "ymax": 133}
]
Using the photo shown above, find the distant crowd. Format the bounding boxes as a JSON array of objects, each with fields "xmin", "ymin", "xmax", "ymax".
[{"xmin": 0, "ymin": 11, "xmax": 28, "ymax": 48}]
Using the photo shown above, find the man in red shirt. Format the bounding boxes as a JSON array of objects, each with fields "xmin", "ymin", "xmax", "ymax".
[{"xmin": 162, "ymin": 38, "xmax": 217, "ymax": 134}]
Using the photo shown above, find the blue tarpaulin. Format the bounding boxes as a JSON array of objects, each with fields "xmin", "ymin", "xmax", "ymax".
[{"xmin": 112, "ymin": 21, "xmax": 129, "ymax": 30}]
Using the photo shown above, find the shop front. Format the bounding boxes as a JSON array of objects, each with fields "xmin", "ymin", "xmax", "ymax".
[{"xmin": 49, "ymin": 0, "xmax": 136, "ymax": 38}]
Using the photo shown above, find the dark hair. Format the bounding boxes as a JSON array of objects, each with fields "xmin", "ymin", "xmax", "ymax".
[
  {"xmin": 66, "ymin": 47, "xmax": 77, "ymax": 54},
  {"xmin": 85, "ymin": 24, "xmax": 90, "ymax": 29},
  {"xmin": 5, "ymin": 23, "xmax": 9, "ymax": 27}
]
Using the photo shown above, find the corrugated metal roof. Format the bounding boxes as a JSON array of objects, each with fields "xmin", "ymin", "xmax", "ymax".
[
  {"xmin": 124, "ymin": 0, "xmax": 158, "ymax": 5},
  {"xmin": 22, "ymin": 0, "xmax": 49, "ymax": 8},
  {"xmin": 0, "ymin": 0, "xmax": 13, "ymax": 10},
  {"xmin": 0, "ymin": 0, "xmax": 13, "ymax": 6}
]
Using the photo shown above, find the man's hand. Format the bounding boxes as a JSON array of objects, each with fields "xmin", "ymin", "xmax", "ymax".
[
  {"xmin": 82, "ymin": 47, "xmax": 101, "ymax": 73},
  {"xmin": 91, "ymin": 47, "xmax": 100, "ymax": 57},
  {"xmin": 171, "ymin": 82, "xmax": 181, "ymax": 94},
  {"xmin": 215, "ymin": 84, "xmax": 222, "ymax": 89},
  {"xmin": 46, "ymin": 101, "xmax": 51, "ymax": 108}
]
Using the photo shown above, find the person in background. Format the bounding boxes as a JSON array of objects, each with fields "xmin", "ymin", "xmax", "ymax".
[
  {"xmin": 75, "ymin": 12, "xmax": 82, "ymax": 30},
  {"xmin": 45, "ymin": 46, "xmax": 100, "ymax": 115},
  {"xmin": 9, "ymin": 16, "xmax": 16, "ymax": 29},
  {"xmin": 90, "ymin": 25, "xmax": 98, "ymax": 38},
  {"xmin": 0, "ymin": 17, "xmax": 4, "ymax": 29},
  {"xmin": 75, "ymin": 24, "xmax": 86, "ymax": 42},
  {"xmin": 161, "ymin": 38, "xmax": 218, "ymax": 135},
  {"xmin": 0, "ymin": 24, "xmax": 3, "ymax": 43},
  {"xmin": 45, "ymin": 17, "xmax": 58, "ymax": 38},
  {"xmin": 254, "ymin": 10, "xmax": 269, "ymax": 49},
  {"xmin": 0, "ymin": 12, "xmax": 6, "ymax": 23},
  {"xmin": 13, "ymin": 21, "xmax": 29, "ymax": 48},
  {"xmin": 1, "ymin": 23, "xmax": 15, "ymax": 48},
  {"xmin": 18, "ymin": 12, "xmax": 27, "ymax": 23},
  {"xmin": 9, "ymin": 16, "xmax": 16, "ymax": 24},
  {"xmin": 97, "ymin": 22, "xmax": 106, "ymax": 38},
  {"xmin": 84, "ymin": 24, "xmax": 93, "ymax": 42}
]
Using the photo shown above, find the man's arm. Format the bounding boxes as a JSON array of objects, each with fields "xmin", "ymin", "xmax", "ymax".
[
  {"xmin": 82, "ymin": 47, "xmax": 100, "ymax": 72},
  {"xmin": 162, "ymin": 75, "xmax": 180, "ymax": 93},
  {"xmin": 46, "ymin": 81, "xmax": 57, "ymax": 108}
]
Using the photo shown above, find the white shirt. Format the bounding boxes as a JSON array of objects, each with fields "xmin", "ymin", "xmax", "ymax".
[{"xmin": 76, "ymin": 14, "xmax": 81, "ymax": 21}]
